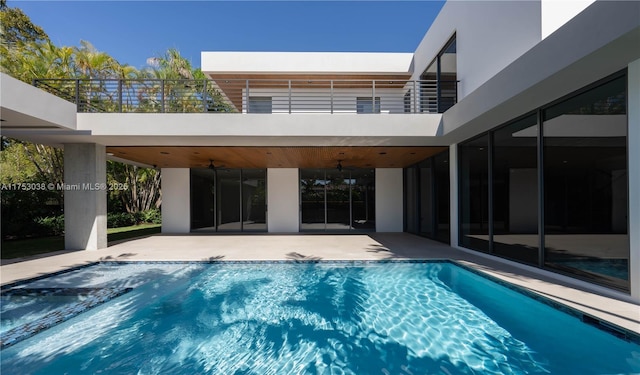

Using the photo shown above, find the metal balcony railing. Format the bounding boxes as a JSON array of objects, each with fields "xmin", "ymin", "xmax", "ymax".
[{"xmin": 32, "ymin": 78, "xmax": 458, "ymax": 114}]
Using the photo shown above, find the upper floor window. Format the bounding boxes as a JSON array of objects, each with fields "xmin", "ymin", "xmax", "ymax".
[
  {"xmin": 248, "ymin": 96, "xmax": 272, "ymax": 113},
  {"xmin": 421, "ymin": 34, "xmax": 457, "ymax": 113},
  {"xmin": 357, "ymin": 97, "xmax": 381, "ymax": 113}
]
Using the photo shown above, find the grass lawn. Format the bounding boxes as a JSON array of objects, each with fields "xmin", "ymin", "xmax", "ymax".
[{"xmin": 1, "ymin": 224, "xmax": 161, "ymax": 260}]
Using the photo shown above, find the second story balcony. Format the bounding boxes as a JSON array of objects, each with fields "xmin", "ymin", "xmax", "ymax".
[{"xmin": 33, "ymin": 78, "xmax": 458, "ymax": 115}]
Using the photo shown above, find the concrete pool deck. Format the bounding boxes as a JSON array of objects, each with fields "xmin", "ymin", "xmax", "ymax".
[{"xmin": 1, "ymin": 233, "xmax": 638, "ymax": 336}]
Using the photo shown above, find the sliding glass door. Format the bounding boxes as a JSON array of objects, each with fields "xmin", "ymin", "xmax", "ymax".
[
  {"xmin": 190, "ymin": 169, "xmax": 266, "ymax": 232},
  {"xmin": 300, "ymin": 168, "xmax": 375, "ymax": 232}
]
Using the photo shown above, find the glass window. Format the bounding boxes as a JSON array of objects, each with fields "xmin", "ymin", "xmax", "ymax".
[
  {"xmin": 419, "ymin": 159, "xmax": 433, "ymax": 237},
  {"xmin": 404, "ymin": 151, "xmax": 450, "ymax": 243},
  {"xmin": 433, "ymin": 151, "xmax": 450, "ymax": 244},
  {"xmin": 356, "ymin": 97, "xmax": 381, "ymax": 113},
  {"xmin": 190, "ymin": 169, "xmax": 215, "ymax": 231},
  {"xmin": 216, "ymin": 169, "xmax": 242, "ymax": 231},
  {"xmin": 248, "ymin": 96, "xmax": 272, "ymax": 113},
  {"xmin": 301, "ymin": 168, "xmax": 375, "ymax": 232},
  {"xmin": 404, "ymin": 166, "xmax": 418, "ymax": 233},
  {"xmin": 351, "ymin": 169, "xmax": 376, "ymax": 231},
  {"xmin": 492, "ymin": 114, "xmax": 539, "ymax": 265},
  {"xmin": 420, "ymin": 34, "xmax": 457, "ymax": 113},
  {"xmin": 190, "ymin": 169, "xmax": 267, "ymax": 233},
  {"xmin": 300, "ymin": 169, "xmax": 326, "ymax": 231},
  {"xmin": 543, "ymin": 74, "xmax": 628, "ymax": 290},
  {"xmin": 326, "ymin": 169, "xmax": 351, "ymax": 230},
  {"xmin": 242, "ymin": 169, "xmax": 266, "ymax": 232},
  {"xmin": 459, "ymin": 135, "xmax": 490, "ymax": 252}
]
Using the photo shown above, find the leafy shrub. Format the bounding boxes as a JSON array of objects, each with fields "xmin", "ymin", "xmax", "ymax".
[
  {"xmin": 35, "ymin": 215, "xmax": 65, "ymax": 236},
  {"xmin": 141, "ymin": 209, "xmax": 161, "ymax": 224},
  {"xmin": 1, "ymin": 188, "xmax": 62, "ymax": 239},
  {"xmin": 107, "ymin": 212, "xmax": 136, "ymax": 228}
]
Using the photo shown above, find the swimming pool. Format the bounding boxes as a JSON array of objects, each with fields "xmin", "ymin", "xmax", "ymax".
[{"xmin": 1, "ymin": 261, "xmax": 639, "ymax": 374}]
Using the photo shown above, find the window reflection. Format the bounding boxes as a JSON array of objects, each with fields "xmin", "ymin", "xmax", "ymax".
[
  {"xmin": 459, "ymin": 135, "xmax": 490, "ymax": 252},
  {"xmin": 543, "ymin": 75, "xmax": 628, "ymax": 289},
  {"xmin": 404, "ymin": 151, "xmax": 450, "ymax": 244},
  {"xmin": 190, "ymin": 169, "xmax": 266, "ymax": 232},
  {"xmin": 492, "ymin": 114, "xmax": 539, "ymax": 265},
  {"xmin": 301, "ymin": 169, "xmax": 375, "ymax": 232}
]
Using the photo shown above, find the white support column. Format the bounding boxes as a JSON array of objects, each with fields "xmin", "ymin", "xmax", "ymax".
[
  {"xmin": 376, "ymin": 168, "xmax": 403, "ymax": 232},
  {"xmin": 161, "ymin": 168, "xmax": 191, "ymax": 233},
  {"xmin": 267, "ymin": 168, "xmax": 299, "ymax": 233},
  {"xmin": 628, "ymin": 59, "xmax": 640, "ymax": 302},
  {"xmin": 449, "ymin": 144, "xmax": 459, "ymax": 247},
  {"xmin": 64, "ymin": 143, "xmax": 107, "ymax": 250}
]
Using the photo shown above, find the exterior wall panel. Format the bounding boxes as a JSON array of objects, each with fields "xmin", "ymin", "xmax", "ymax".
[
  {"xmin": 413, "ymin": 1, "xmax": 541, "ymax": 100},
  {"xmin": 267, "ymin": 168, "xmax": 300, "ymax": 233},
  {"xmin": 161, "ymin": 168, "xmax": 191, "ymax": 233},
  {"xmin": 376, "ymin": 168, "xmax": 403, "ymax": 232}
]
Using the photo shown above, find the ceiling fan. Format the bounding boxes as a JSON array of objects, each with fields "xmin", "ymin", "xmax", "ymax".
[{"xmin": 207, "ymin": 159, "xmax": 227, "ymax": 170}]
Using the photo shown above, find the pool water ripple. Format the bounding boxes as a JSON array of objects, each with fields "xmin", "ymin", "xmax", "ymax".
[{"xmin": 1, "ymin": 262, "xmax": 638, "ymax": 374}]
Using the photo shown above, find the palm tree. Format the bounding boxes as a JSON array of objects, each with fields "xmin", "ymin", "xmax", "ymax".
[{"xmin": 74, "ymin": 40, "xmax": 121, "ymax": 111}]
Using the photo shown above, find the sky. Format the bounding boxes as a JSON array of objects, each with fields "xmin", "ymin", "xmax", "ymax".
[{"xmin": 9, "ymin": 1, "xmax": 445, "ymax": 69}]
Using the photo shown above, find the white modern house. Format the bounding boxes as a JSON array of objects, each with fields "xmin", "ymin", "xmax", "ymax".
[{"xmin": 1, "ymin": 1, "xmax": 638, "ymax": 300}]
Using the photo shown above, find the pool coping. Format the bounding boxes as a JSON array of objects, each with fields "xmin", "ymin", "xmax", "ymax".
[{"xmin": 1, "ymin": 258, "xmax": 638, "ymax": 349}]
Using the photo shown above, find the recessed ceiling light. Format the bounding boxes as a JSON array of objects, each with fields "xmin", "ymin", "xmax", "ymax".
[
  {"xmin": 106, "ymin": 152, "xmax": 114, "ymax": 156},
  {"xmin": 160, "ymin": 151, "xmax": 170, "ymax": 155}
]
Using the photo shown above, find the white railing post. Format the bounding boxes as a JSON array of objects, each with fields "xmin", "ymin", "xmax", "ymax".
[
  {"xmin": 372, "ymin": 80, "xmax": 376, "ymax": 113},
  {"xmin": 288, "ymin": 80, "xmax": 292, "ymax": 114},
  {"xmin": 413, "ymin": 81, "xmax": 418, "ymax": 113},
  {"xmin": 245, "ymin": 79, "xmax": 250, "ymax": 113},
  {"xmin": 330, "ymin": 80, "xmax": 334, "ymax": 114}
]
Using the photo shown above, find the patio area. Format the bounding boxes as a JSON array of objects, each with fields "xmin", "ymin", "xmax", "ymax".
[{"xmin": 1, "ymin": 233, "xmax": 638, "ymax": 335}]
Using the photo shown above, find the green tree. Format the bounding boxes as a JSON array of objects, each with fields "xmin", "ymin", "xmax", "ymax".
[
  {"xmin": 0, "ymin": 0, "xmax": 49, "ymax": 48},
  {"xmin": 107, "ymin": 162, "xmax": 161, "ymax": 213},
  {"xmin": 74, "ymin": 40, "xmax": 119, "ymax": 79}
]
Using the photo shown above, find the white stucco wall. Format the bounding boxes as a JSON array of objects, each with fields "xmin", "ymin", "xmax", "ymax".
[
  {"xmin": 541, "ymin": 0, "xmax": 595, "ymax": 39},
  {"xmin": 628, "ymin": 58, "xmax": 640, "ymax": 302},
  {"xmin": 412, "ymin": 0, "xmax": 542, "ymax": 100},
  {"xmin": 0, "ymin": 72, "xmax": 77, "ymax": 129},
  {"xmin": 73, "ymin": 113, "xmax": 441, "ymax": 141},
  {"xmin": 267, "ymin": 168, "xmax": 300, "ymax": 233},
  {"xmin": 161, "ymin": 168, "xmax": 191, "ymax": 233},
  {"xmin": 375, "ymin": 168, "xmax": 403, "ymax": 232},
  {"xmin": 202, "ymin": 52, "xmax": 413, "ymax": 75},
  {"xmin": 440, "ymin": 0, "xmax": 640, "ymax": 143}
]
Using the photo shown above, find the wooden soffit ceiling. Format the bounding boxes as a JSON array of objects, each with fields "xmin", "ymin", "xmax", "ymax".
[{"xmin": 106, "ymin": 146, "xmax": 448, "ymax": 169}]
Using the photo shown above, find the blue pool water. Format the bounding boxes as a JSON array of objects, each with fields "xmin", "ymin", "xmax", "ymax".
[{"xmin": 1, "ymin": 261, "xmax": 639, "ymax": 374}]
